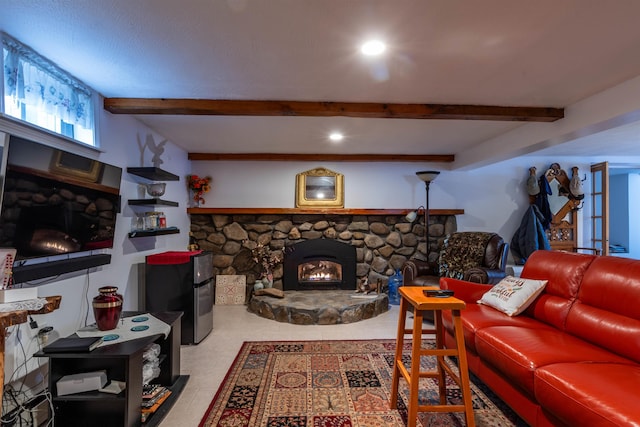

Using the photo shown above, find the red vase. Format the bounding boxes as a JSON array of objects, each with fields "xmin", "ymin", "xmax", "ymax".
[{"xmin": 92, "ymin": 286, "xmax": 123, "ymax": 331}]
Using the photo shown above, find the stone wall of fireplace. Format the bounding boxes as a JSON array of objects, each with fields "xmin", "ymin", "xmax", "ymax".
[{"xmin": 189, "ymin": 213, "xmax": 458, "ymax": 290}]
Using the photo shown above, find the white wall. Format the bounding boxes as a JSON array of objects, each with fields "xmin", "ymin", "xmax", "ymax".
[
  {"xmin": 1, "ymin": 109, "xmax": 192, "ymax": 384},
  {"xmin": 189, "ymin": 161, "xmax": 456, "ymax": 209}
]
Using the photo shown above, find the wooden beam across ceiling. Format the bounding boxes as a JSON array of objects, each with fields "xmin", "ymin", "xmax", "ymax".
[
  {"xmin": 188, "ymin": 153, "xmax": 454, "ymax": 162},
  {"xmin": 104, "ymin": 98, "xmax": 564, "ymax": 122}
]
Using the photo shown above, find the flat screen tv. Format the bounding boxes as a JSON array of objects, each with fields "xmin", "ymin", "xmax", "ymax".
[{"xmin": 0, "ymin": 136, "xmax": 122, "ymax": 264}]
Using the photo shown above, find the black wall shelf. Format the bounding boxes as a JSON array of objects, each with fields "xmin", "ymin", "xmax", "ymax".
[
  {"xmin": 13, "ymin": 254, "xmax": 112, "ymax": 284},
  {"xmin": 126, "ymin": 167, "xmax": 179, "ymax": 181},
  {"xmin": 126, "ymin": 167, "xmax": 180, "ymax": 239},
  {"xmin": 128, "ymin": 227, "xmax": 180, "ymax": 238},
  {"xmin": 128, "ymin": 199, "xmax": 179, "ymax": 207}
]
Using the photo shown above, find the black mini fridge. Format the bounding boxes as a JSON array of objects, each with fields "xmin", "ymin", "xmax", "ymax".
[{"xmin": 144, "ymin": 250, "xmax": 213, "ymax": 344}]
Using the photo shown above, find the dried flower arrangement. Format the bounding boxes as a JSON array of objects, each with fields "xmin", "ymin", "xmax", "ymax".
[
  {"xmin": 187, "ymin": 175, "xmax": 211, "ymax": 206},
  {"xmin": 250, "ymin": 242, "xmax": 284, "ymax": 280}
]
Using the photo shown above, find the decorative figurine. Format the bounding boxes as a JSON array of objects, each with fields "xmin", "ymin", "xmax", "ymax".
[
  {"xmin": 356, "ymin": 277, "xmax": 374, "ymax": 293},
  {"xmin": 137, "ymin": 133, "xmax": 167, "ymax": 168},
  {"xmin": 188, "ymin": 232, "xmax": 199, "ymax": 251}
]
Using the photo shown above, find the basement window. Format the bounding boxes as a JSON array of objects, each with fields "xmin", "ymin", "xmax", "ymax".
[{"xmin": 1, "ymin": 33, "xmax": 97, "ymax": 146}]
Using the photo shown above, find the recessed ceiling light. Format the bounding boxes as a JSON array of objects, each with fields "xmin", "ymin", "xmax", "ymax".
[
  {"xmin": 329, "ymin": 132, "xmax": 344, "ymax": 142},
  {"xmin": 360, "ymin": 40, "xmax": 386, "ymax": 56}
]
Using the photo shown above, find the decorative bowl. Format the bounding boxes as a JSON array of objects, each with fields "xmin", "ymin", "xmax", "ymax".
[{"xmin": 145, "ymin": 182, "xmax": 166, "ymax": 198}]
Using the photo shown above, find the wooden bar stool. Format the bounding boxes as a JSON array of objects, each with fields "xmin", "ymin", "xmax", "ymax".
[{"xmin": 390, "ymin": 286, "xmax": 475, "ymax": 427}]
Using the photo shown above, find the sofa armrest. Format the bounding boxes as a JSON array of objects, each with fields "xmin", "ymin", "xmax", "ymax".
[
  {"xmin": 401, "ymin": 259, "xmax": 437, "ymax": 284},
  {"xmin": 439, "ymin": 277, "xmax": 492, "ymax": 303},
  {"xmin": 464, "ymin": 267, "xmax": 506, "ymax": 285}
]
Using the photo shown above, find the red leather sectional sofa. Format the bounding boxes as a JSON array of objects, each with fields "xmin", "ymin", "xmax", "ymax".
[{"xmin": 440, "ymin": 250, "xmax": 640, "ymax": 427}]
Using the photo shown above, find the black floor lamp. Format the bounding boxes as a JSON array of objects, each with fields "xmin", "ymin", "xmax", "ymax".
[{"xmin": 416, "ymin": 170, "xmax": 440, "ymax": 258}]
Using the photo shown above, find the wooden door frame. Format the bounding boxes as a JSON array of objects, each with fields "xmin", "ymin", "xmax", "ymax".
[{"xmin": 590, "ymin": 162, "xmax": 609, "ymax": 256}]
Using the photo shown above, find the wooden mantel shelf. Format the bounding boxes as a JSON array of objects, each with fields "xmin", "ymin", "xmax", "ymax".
[{"xmin": 187, "ymin": 208, "xmax": 464, "ymax": 215}]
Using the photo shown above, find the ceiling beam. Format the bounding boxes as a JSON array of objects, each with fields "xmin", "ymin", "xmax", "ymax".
[
  {"xmin": 188, "ymin": 153, "xmax": 454, "ymax": 162},
  {"xmin": 104, "ymin": 98, "xmax": 564, "ymax": 122}
]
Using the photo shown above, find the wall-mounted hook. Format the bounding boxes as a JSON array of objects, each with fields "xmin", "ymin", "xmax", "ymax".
[{"xmin": 570, "ymin": 166, "xmax": 585, "ymax": 200}]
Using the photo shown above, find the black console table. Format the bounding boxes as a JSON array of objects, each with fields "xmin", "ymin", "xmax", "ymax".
[{"xmin": 36, "ymin": 311, "xmax": 187, "ymax": 427}]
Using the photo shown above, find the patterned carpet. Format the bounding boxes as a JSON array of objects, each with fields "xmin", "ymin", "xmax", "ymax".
[{"xmin": 198, "ymin": 339, "xmax": 525, "ymax": 427}]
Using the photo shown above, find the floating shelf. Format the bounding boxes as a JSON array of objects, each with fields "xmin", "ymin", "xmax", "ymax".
[
  {"xmin": 128, "ymin": 199, "xmax": 179, "ymax": 207},
  {"xmin": 128, "ymin": 227, "xmax": 180, "ymax": 238},
  {"xmin": 126, "ymin": 167, "xmax": 179, "ymax": 181}
]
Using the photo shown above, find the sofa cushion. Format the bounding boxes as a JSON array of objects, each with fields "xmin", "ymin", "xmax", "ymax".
[
  {"xmin": 566, "ymin": 255, "xmax": 640, "ymax": 363},
  {"xmin": 475, "ymin": 326, "xmax": 631, "ymax": 397},
  {"xmin": 520, "ymin": 250, "xmax": 596, "ymax": 330},
  {"xmin": 441, "ymin": 303, "xmax": 553, "ymax": 353},
  {"xmin": 478, "ymin": 276, "xmax": 547, "ymax": 316},
  {"xmin": 535, "ymin": 363, "xmax": 640, "ymax": 427}
]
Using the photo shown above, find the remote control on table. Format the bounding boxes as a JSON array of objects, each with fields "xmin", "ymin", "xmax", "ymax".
[{"xmin": 424, "ymin": 289, "xmax": 455, "ymax": 298}]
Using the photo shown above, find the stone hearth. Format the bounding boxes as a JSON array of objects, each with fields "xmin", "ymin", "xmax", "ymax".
[{"xmin": 247, "ymin": 290, "xmax": 388, "ymax": 325}]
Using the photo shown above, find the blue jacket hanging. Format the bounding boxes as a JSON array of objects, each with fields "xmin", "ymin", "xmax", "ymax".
[
  {"xmin": 534, "ymin": 176, "xmax": 553, "ymax": 230},
  {"xmin": 511, "ymin": 205, "xmax": 551, "ymax": 265}
]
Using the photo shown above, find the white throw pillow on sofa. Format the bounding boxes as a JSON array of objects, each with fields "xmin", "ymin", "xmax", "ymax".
[{"xmin": 478, "ymin": 276, "xmax": 548, "ymax": 316}]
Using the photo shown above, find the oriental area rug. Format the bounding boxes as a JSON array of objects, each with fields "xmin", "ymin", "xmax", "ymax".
[{"xmin": 199, "ymin": 339, "xmax": 526, "ymax": 427}]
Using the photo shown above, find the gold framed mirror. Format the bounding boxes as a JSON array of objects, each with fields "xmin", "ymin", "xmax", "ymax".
[{"xmin": 295, "ymin": 167, "xmax": 344, "ymax": 208}]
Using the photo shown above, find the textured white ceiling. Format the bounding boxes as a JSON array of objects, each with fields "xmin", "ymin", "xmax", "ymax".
[{"xmin": 2, "ymin": 0, "xmax": 640, "ymax": 168}]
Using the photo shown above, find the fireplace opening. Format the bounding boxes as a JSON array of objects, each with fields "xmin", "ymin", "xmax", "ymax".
[
  {"xmin": 298, "ymin": 260, "xmax": 342, "ymax": 287},
  {"xmin": 284, "ymin": 239, "xmax": 356, "ymax": 291}
]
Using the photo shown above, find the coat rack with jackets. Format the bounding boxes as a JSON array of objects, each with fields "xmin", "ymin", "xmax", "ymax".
[{"xmin": 512, "ymin": 163, "xmax": 589, "ymax": 263}]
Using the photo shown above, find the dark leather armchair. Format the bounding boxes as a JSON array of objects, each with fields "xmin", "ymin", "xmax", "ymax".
[{"xmin": 402, "ymin": 232, "xmax": 509, "ymax": 288}]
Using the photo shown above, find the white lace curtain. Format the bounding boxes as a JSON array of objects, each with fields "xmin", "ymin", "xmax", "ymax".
[{"xmin": 2, "ymin": 34, "xmax": 93, "ymax": 129}]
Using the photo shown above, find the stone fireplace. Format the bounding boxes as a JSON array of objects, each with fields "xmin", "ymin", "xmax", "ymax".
[
  {"xmin": 188, "ymin": 210, "xmax": 460, "ymax": 293},
  {"xmin": 283, "ymin": 239, "xmax": 356, "ymax": 290},
  {"xmin": 189, "ymin": 209, "xmax": 461, "ymax": 324}
]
